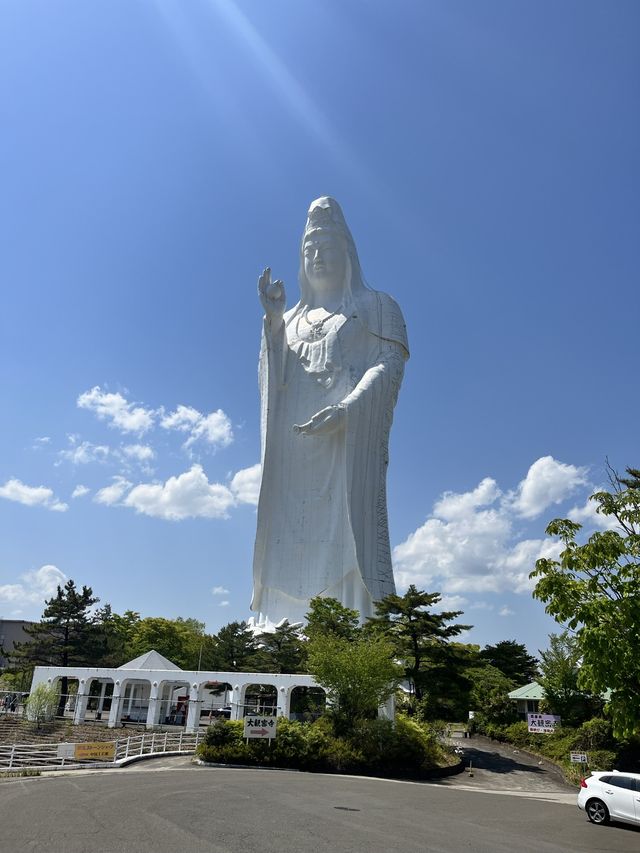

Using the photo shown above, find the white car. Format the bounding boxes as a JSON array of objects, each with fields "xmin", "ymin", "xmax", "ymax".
[{"xmin": 577, "ymin": 770, "xmax": 640, "ymax": 827}]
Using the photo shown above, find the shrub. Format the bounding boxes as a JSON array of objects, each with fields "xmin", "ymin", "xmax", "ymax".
[
  {"xmin": 196, "ymin": 714, "xmax": 453, "ymax": 777},
  {"xmin": 203, "ymin": 719, "xmax": 244, "ymax": 747},
  {"xmin": 270, "ymin": 719, "xmax": 330, "ymax": 771},
  {"xmin": 588, "ymin": 749, "xmax": 617, "ymax": 770},
  {"xmin": 577, "ymin": 717, "xmax": 614, "ymax": 751},
  {"xmin": 25, "ymin": 684, "xmax": 58, "ymax": 729}
]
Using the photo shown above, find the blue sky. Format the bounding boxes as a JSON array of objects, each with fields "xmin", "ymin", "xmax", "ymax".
[{"xmin": 1, "ymin": 1, "xmax": 638, "ymax": 656}]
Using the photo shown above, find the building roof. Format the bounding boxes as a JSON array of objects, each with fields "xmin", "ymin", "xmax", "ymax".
[
  {"xmin": 508, "ymin": 681, "xmax": 545, "ymax": 700},
  {"xmin": 508, "ymin": 680, "xmax": 612, "ymax": 702},
  {"xmin": 117, "ymin": 650, "xmax": 182, "ymax": 671}
]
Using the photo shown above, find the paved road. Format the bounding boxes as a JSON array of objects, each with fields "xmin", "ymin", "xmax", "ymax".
[
  {"xmin": 0, "ymin": 758, "xmax": 638, "ymax": 853},
  {"xmin": 441, "ymin": 734, "xmax": 575, "ymax": 795}
]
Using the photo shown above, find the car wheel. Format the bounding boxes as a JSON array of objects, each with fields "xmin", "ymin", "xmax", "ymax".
[{"xmin": 586, "ymin": 799, "xmax": 609, "ymax": 825}]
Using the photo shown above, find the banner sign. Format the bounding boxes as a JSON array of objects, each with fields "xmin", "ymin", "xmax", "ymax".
[{"xmin": 527, "ymin": 713, "xmax": 561, "ymax": 734}]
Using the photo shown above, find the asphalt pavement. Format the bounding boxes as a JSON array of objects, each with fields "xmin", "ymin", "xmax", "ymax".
[
  {"xmin": 440, "ymin": 734, "xmax": 575, "ymax": 795},
  {"xmin": 1, "ymin": 745, "xmax": 638, "ymax": 853}
]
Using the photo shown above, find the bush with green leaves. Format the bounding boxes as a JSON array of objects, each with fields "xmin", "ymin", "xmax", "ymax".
[
  {"xmin": 306, "ymin": 633, "xmax": 402, "ymax": 736},
  {"xmin": 197, "ymin": 714, "xmax": 454, "ymax": 777}
]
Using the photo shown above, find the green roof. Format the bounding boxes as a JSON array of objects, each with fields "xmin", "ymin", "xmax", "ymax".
[
  {"xmin": 508, "ymin": 681, "xmax": 545, "ymax": 700},
  {"xmin": 508, "ymin": 681, "xmax": 612, "ymax": 702}
]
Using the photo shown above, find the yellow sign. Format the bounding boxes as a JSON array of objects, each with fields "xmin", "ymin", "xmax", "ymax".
[{"xmin": 74, "ymin": 741, "xmax": 116, "ymax": 761}]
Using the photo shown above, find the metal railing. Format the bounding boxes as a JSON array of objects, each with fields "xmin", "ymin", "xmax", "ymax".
[{"xmin": 0, "ymin": 729, "xmax": 203, "ymax": 771}]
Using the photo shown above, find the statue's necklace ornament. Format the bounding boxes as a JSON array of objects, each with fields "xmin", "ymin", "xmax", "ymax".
[{"xmin": 302, "ymin": 306, "xmax": 341, "ymax": 340}]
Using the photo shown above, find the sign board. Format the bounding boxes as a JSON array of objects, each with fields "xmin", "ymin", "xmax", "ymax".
[
  {"xmin": 74, "ymin": 741, "xmax": 116, "ymax": 761},
  {"xmin": 244, "ymin": 714, "xmax": 277, "ymax": 739},
  {"xmin": 57, "ymin": 743, "xmax": 76, "ymax": 759},
  {"xmin": 570, "ymin": 752, "xmax": 588, "ymax": 764},
  {"xmin": 527, "ymin": 713, "xmax": 561, "ymax": 734}
]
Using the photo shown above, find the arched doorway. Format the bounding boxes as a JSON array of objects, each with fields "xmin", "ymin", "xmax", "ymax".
[
  {"xmin": 241, "ymin": 683, "xmax": 278, "ymax": 717},
  {"xmin": 289, "ymin": 686, "xmax": 326, "ymax": 721}
]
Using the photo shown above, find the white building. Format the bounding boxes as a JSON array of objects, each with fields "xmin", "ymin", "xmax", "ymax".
[{"xmin": 29, "ymin": 650, "xmax": 325, "ymax": 733}]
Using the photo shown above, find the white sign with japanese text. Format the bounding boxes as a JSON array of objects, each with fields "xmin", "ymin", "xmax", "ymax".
[
  {"xmin": 527, "ymin": 713, "xmax": 561, "ymax": 734},
  {"xmin": 570, "ymin": 752, "xmax": 588, "ymax": 763},
  {"xmin": 244, "ymin": 713, "xmax": 278, "ymax": 739}
]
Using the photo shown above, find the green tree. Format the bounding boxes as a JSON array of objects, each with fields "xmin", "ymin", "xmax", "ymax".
[
  {"xmin": 537, "ymin": 631, "xmax": 602, "ymax": 726},
  {"xmin": 10, "ymin": 580, "xmax": 99, "ymax": 715},
  {"xmin": 467, "ymin": 664, "xmax": 518, "ymax": 726},
  {"xmin": 306, "ymin": 633, "xmax": 402, "ymax": 735},
  {"xmin": 479, "ymin": 640, "xmax": 538, "ymax": 685},
  {"xmin": 530, "ymin": 467, "xmax": 640, "ymax": 737},
  {"xmin": 126, "ymin": 616, "xmax": 205, "ymax": 670},
  {"xmin": 368, "ymin": 585, "xmax": 471, "ymax": 702},
  {"xmin": 305, "ymin": 596, "xmax": 360, "ymax": 641},
  {"xmin": 254, "ymin": 621, "xmax": 306, "ymax": 673},
  {"xmin": 415, "ymin": 641, "xmax": 479, "ymax": 721},
  {"xmin": 214, "ymin": 621, "xmax": 259, "ymax": 671},
  {"xmin": 93, "ymin": 605, "xmax": 140, "ymax": 666}
]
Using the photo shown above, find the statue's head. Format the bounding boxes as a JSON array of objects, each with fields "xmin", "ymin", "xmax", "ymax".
[{"xmin": 298, "ymin": 197, "xmax": 366, "ymax": 305}]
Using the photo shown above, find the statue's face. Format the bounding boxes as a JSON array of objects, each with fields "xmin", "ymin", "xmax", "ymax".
[{"xmin": 303, "ymin": 232, "xmax": 346, "ymax": 288}]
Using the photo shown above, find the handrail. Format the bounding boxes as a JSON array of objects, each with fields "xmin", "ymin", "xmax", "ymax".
[{"xmin": 0, "ymin": 729, "xmax": 203, "ymax": 770}]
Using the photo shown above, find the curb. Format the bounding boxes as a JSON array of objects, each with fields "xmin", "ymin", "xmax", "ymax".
[{"xmin": 194, "ymin": 756, "xmax": 466, "ymax": 781}]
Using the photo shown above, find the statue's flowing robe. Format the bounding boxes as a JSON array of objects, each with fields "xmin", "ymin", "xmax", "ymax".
[{"xmin": 251, "ymin": 289, "xmax": 409, "ymax": 626}]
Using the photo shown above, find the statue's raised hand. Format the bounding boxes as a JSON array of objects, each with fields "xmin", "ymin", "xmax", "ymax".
[{"xmin": 258, "ymin": 267, "xmax": 286, "ymax": 320}]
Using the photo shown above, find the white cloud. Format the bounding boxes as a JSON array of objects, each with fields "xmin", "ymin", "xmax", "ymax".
[
  {"xmin": 212, "ymin": 586, "xmax": 230, "ymax": 595},
  {"xmin": 161, "ymin": 405, "xmax": 233, "ymax": 452},
  {"xmin": 0, "ymin": 565, "xmax": 67, "ymax": 606},
  {"xmin": 508, "ymin": 456, "xmax": 588, "ymax": 520},
  {"xmin": 90, "ymin": 461, "xmax": 265, "ymax": 522},
  {"xmin": 393, "ymin": 457, "xmax": 579, "ymax": 597},
  {"xmin": 59, "ymin": 437, "xmax": 111, "ymax": 465},
  {"xmin": 218, "ymin": 600, "xmax": 230, "ymax": 607},
  {"xmin": 94, "ymin": 476, "xmax": 133, "ymax": 506},
  {"xmin": 499, "ymin": 605, "xmax": 515, "ymax": 616},
  {"xmin": 0, "ymin": 478, "xmax": 68, "ymax": 512},
  {"xmin": 437, "ymin": 594, "xmax": 468, "ymax": 612},
  {"xmin": 122, "ymin": 444, "xmax": 155, "ymax": 462},
  {"xmin": 33, "ymin": 436, "xmax": 51, "ymax": 447},
  {"xmin": 434, "ymin": 478, "xmax": 501, "ymax": 521},
  {"xmin": 230, "ymin": 463, "xmax": 261, "ymax": 505},
  {"xmin": 123, "ymin": 464, "xmax": 236, "ymax": 520},
  {"xmin": 161, "ymin": 405, "xmax": 200, "ymax": 432},
  {"xmin": 567, "ymin": 496, "xmax": 619, "ymax": 531},
  {"xmin": 394, "ymin": 505, "xmax": 512, "ymax": 593},
  {"xmin": 71, "ymin": 485, "xmax": 90, "ymax": 499},
  {"xmin": 78, "ymin": 386, "xmax": 155, "ymax": 434}
]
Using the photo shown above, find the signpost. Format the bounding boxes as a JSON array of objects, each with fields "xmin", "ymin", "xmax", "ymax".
[
  {"xmin": 244, "ymin": 713, "xmax": 277, "ymax": 740},
  {"xmin": 570, "ymin": 752, "xmax": 589, "ymax": 764},
  {"xmin": 527, "ymin": 713, "xmax": 561, "ymax": 734}
]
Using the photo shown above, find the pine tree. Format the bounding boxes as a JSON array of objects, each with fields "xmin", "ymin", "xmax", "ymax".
[
  {"xmin": 214, "ymin": 621, "xmax": 259, "ymax": 671},
  {"xmin": 368, "ymin": 585, "xmax": 471, "ymax": 701},
  {"xmin": 305, "ymin": 596, "xmax": 360, "ymax": 642},
  {"xmin": 254, "ymin": 621, "xmax": 306, "ymax": 673},
  {"xmin": 10, "ymin": 580, "xmax": 98, "ymax": 715},
  {"xmin": 479, "ymin": 640, "xmax": 539, "ymax": 685}
]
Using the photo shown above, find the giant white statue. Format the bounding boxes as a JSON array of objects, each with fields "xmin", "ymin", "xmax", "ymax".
[{"xmin": 250, "ymin": 197, "xmax": 409, "ymax": 628}]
